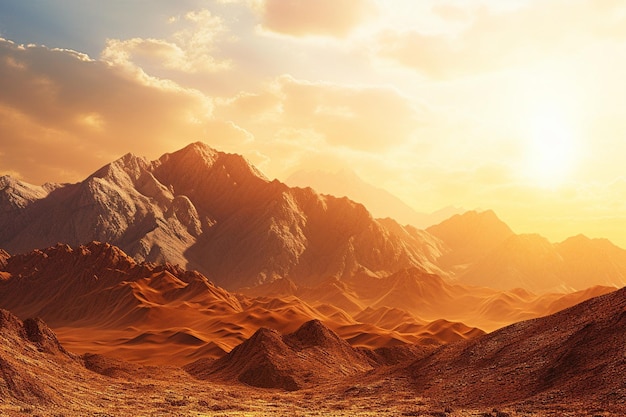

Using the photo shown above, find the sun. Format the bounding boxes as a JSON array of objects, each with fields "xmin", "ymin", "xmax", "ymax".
[{"xmin": 523, "ymin": 107, "xmax": 578, "ymax": 188}]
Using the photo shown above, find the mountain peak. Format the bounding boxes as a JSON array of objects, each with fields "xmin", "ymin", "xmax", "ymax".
[
  {"xmin": 0, "ymin": 174, "xmax": 16, "ymax": 188},
  {"xmin": 0, "ymin": 175, "xmax": 50, "ymax": 209},
  {"xmin": 429, "ymin": 208, "xmax": 512, "ymax": 238},
  {"xmin": 154, "ymin": 141, "xmax": 268, "ymax": 188},
  {"xmin": 89, "ymin": 152, "xmax": 149, "ymax": 185},
  {"xmin": 426, "ymin": 210, "xmax": 515, "ymax": 269},
  {"xmin": 286, "ymin": 319, "xmax": 342, "ymax": 349},
  {"xmin": 173, "ymin": 141, "xmax": 220, "ymax": 164}
]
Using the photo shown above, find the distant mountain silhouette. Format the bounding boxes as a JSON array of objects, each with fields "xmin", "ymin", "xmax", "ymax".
[
  {"xmin": 286, "ymin": 168, "xmax": 462, "ymax": 227},
  {"xmin": 458, "ymin": 232, "xmax": 626, "ymax": 293},
  {"xmin": 427, "ymin": 210, "xmax": 626, "ymax": 292},
  {"xmin": 426, "ymin": 209, "xmax": 515, "ymax": 270}
]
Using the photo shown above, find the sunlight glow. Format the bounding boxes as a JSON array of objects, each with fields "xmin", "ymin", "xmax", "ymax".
[{"xmin": 524, "ymin": 107, "xmax": 578, "ymax": 188}]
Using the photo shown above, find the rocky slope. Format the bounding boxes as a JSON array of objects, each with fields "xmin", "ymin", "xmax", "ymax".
[
  {"xmin": 408, "ymin": 285, "xmax": 626, "ymax": 407},
  {"xmin": 0, "ymin": 309, "xmax": 79, "ymax": 405},
  {"xmin": 186, "ymin": 319, "xmax": 375, "ymax": 391}
]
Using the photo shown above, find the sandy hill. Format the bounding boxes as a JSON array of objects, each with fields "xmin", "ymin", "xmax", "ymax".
[
  {"xmin": 2, "ymin": 294, "xmax": 625, "ymax": 415},
  {"xmin": 0, "ymin": 243, "xmax": 486, "ymax": 365},
  {"xmin": 408, "ymin": 285, "xmax": 626, "ymax": 408},
  {"xmin": 0, "ymin": 241, "xmax": 240, "ymax": 329},
  {"xmin": 186, "ymin": 319, "xmax": 374, "ymax": 391}
]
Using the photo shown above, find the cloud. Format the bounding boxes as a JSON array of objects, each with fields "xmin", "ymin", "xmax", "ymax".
[
  {"xmin": 252, "ymin": 0, "xmax": 376, "ymax": 38},
  {"xmin": 0, "ymin": 38, "xmax": 249, "ymax": 184},
  {"xmin": 377, "ymin": 0, "xmax": 626, "ymax": 78},
  {"xmin": 101, "ymin": 9, "xmax": 230, "ymax": 74},
  {"xmin": 216, "ymin": 75, "xmax": 421, "ymax": 152}
]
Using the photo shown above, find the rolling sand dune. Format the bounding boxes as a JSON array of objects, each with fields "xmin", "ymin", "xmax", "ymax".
[
  {"xmin": 0, "ymin": 243, "xmax": 484, "ymax": 365},
  {"xmin": 0, "ymin": 240, "xmax": 607, "ymax": 367},
  {"xmin": 243, "ymin": 266, "xmax": 617, "ymax": 332},
  {"xmin": 2, "ymin": 291, "xmax": 626, "ymax": 416}
]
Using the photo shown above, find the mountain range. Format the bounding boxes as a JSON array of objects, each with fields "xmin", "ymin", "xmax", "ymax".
[{"xmin": 2, "ymin": 142, "xmax": 626, "ymax": 294}]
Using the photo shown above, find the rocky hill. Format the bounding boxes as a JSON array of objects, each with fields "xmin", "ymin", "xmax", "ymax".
[
  {"xmin": 409, "ymin": 286, "xmax": 626, "ymax": 407},
  {"xmin": 186, "ymin": 319, "xmax": 374, "ymax": 391},
  {"xmin": 0, "ymin": 309, "xmax": 78, "ymax": 405}
]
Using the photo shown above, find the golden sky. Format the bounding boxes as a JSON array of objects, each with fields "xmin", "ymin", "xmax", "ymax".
[{"xmin": 1, "ymin": 0, "xmax": 626, "ymax": 246}]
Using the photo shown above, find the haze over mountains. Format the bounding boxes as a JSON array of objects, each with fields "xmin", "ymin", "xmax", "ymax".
[
  {"xmin": 2, "ymin": 142, "xmax": 626, "ymax": 295},
  {"xmin": 286, "ymin": 168, "xmax": 462, "ymax": 228}
]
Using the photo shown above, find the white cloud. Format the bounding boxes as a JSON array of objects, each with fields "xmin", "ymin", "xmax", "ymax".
[{"xmin": 102, "ymin": 9, "xmax": 231, "ymax": 74}]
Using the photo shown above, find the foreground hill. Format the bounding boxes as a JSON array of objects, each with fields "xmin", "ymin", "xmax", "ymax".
[
  {"xmin": 2, "ymin": 284, "xmax": 625, "ymax": 415},
  {"xmin": 0, "ymin": 308, "xmax": 80, "ymax": 405},
  {"xmin": 408, "ymin": 285, "xmax": 626, "ymax": 408}
]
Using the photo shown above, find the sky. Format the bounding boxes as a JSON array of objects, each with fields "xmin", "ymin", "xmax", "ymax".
[{"xmin": 1, "ymin": 0, "xmax": 626, "ymax": 247}]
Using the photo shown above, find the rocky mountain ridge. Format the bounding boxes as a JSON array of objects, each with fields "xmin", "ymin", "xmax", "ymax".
[{"xmin": 2, "ymin": 142, "xmax": 626, "ymax": 293}]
